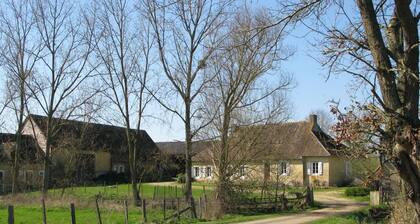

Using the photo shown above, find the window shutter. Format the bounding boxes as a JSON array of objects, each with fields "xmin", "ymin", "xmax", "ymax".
[
  {"xmin": 307, "ymin": 162, "xmax": 312, "ymax": 175},
  {"xmin": 286, "ymin": 162, "xmax": 290, "ymax": 175},
  {"xmin": 192, "ymin": 167, "xmax": 195, "ymax": 177},
  {"xmin": 318, "ymin": 162, "xmax": 323, "ymax": 175}
]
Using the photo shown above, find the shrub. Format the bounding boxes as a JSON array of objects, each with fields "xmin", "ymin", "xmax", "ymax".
[
  {"xmin": 175, "ymin": 173, "xmax": 186, "ymax": 183},
  {"xmin": 93, "ymin": 172, "xmax": 128, "ymax": 184},
  {"xmin": 345, "ymin": 187, "xmax": 370, "ymax": 197}
]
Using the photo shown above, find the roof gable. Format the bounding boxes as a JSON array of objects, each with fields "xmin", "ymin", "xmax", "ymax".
[
  {"xmin": 26, "ymin": 114, "xmax": 157, "ymax": 154},
  {"xmin": 191, "ymin": 119, "xmax": 343, "ymax": 163}
]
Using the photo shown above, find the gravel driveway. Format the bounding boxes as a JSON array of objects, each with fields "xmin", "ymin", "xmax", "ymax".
[{"xmin": 238, "ymin": 191, "xmax": 368, "ymax": 224}]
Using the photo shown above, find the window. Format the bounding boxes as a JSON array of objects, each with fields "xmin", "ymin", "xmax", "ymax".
[
  {"xmin": 239, "ymin": 165, "xmax": 246, "ymax": 177},
  {"xmin": 112, "ymin": 164, "xmax": 125, "ymax": 174},
  {"xmin": 278, "ymin": 161, "xmax": 289, "ymax": 176},
  {"xmin": 39, "ymin": 171, "xmax": 45, "ymax": 177},
  {"xmin": 194, "ymin": 167, "xmax": 200, "ymax": 177},
  {"xmin": 345, "ymin": 161, "xmax": 351, "ymax": 177},
  {"xmin": 118, "ymin": 165, "xmax": 125, "ymax": 173},
  {"xmin": 307, "ymin": 162, "xmax": 323, "ymax": 175},
  {"xmin": 205, "ymin": 167, "xmax": 212, "ymax": 177}
]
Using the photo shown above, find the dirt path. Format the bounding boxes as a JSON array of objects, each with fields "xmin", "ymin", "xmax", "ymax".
[{"xmin": 239, "ymin": 191, "xmax": 368, "ymax": 224}]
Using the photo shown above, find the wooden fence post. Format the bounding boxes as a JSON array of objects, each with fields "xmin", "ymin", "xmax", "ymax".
[
  {"xmin": 70, "ymin": 203, "xmax": 76, "ymax": 224},
  {"xmin": 95, "ymin": 195, "xmax": 102, "ymax": 224},
  {"xmin": 163, "ymin": 194, "xmax": 166, "ymax": 220},
  {"xmin": 177, "ymin": 197, "xmax": 180, "ymax": 220},
  {"xmin": 8, "ymin": 205, "xmax": 14, "ymax": 224},
  {"xmin": 198, "ymin": 197, "xmax": 202, "ymax": 219},
  {"xmin": 124, "ymin": 200, "xmax": 129, "ymax": 224},
  {"xmin": 42, "ymin": 198, "xmax": 47, "ymax": 224},
  {"xmin": 142, "ymin": 199, "xmax": 147, "ymax": 223}
]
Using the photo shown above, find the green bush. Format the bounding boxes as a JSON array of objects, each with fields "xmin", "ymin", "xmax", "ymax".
[
  {"xmin": 345, "ymin": 187, "xmax": 370, "ymax": 197},
  {"xmin": 175, "ymin": 173, "xmax": 186, "ymax": 183}
]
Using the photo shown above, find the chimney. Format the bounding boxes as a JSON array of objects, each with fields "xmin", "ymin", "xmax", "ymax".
[{"xmin": 309, "ymin": 114, "xmax": 318, "ymax": 130}]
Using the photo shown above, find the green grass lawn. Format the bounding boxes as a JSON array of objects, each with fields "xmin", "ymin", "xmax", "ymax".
[
  {"xmin": 0, "ymin": 206, "xmax": 313, "ymax": 224},
  {"xmin": 26, "ymin": 182, "xmax": 208, "ymax": 201},
  {"xmin": 0, "ymin": 182, "xmax": 331, "ymax": 224}
]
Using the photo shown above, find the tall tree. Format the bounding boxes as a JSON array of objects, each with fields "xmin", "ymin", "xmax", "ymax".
[
  {"xmin": 303, "ymin": 0, "xmax": 420, "ymax": 218},
  {"xmin": 0, "ymin": 0, "xmax": 41, "ymax": 194},
  {"xmin": 202, "ymin": 8, "xmax": 292, "ymax": 211},
  {"xmin": 94, "ymin": 0, "xmax": 154, "ymax": 206},
  {"xmin": 28, "ymin": 0, "xmax": 97, "ymax": 195},
  {"xmin": 143, "ymin": 0, "xmax": 230, "ymax": 217}
]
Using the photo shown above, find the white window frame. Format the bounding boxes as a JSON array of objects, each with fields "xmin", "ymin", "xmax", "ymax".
[
  {"xmin": 239, "ymin": 165, "xmax": 246, "ymax": 177},
  {"xmin": 112, "ymin": 164, "xmax": 125, "ymax": 174},
  {"xmin": 193, "ymin": 167, "xmax": 200, "ymax": 177},
  {"xmin": 278, "ymin": 161, "xmax": 289, "ymax": 176},
  {"xmin": 307, "ymin": 161, "xmax": 323, "ymax": 176},
  {"xmin": 205, "ymin": 167, "xmax": 212, "ymax": 177}
]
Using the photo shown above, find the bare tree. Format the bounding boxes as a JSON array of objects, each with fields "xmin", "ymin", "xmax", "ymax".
[
  {"xmin": 94, "ymin": 0, "xmax": 154, "ymax": 206},
  {"xmin": 301, "ymin": 0, "xmax": 420, "ymax": 218},
  {"xmin": 143, "ymin": 0, "xmax": 231, "ymax": 216},
  {"xmin": 27, "ymin": 0, "xmax": 97, "ymax": 195},
  {"xmin": 200, "ymin": 8, "xmax": 293, "ymax": 210},
  {"xmin": 0, "ymin": 0, "xmax": 41, "ymax": 194}
]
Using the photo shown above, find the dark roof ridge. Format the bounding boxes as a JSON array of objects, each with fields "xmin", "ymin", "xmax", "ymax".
[{"xmin": 27, "ymin": 114, "xmax": 147, "ymax": 133}]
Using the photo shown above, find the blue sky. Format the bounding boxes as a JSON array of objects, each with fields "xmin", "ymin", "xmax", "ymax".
[
  {"xmin": 145, "ymin": 23, "xmax": 358, "ymax": 142},
  {"xmin": 0, "ymin": 0, "xmax": 362, "ymax": 142}
]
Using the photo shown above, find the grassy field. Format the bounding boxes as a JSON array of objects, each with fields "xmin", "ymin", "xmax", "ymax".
[
  {"xmin": 24, "ymin": 182, "xmax": 209, "ymax": 200},
  {"xmin": 0, "ymin": 183, "xmax": 355, "ymax": 224}
]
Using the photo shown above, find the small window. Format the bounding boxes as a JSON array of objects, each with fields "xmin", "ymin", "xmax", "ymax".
[
  {"xmin": 278, "ymin": 161, "xmax": 289, "ymax": 175},
  {"xmin": 345, "ymin": 161, "xmax": 351, "ymax": 177},
  {"xmin": 308, "ymin": 162, "xmax": 322, "ymax": 175},
  {"xmin": 118, "ymin": 165, "xmax": 125, "ymax": 173},
  {"xmin": 239, "ymin": 165, "xmax": 246, "ymax": 177},
  {"xmin": 112, "ymin": 164, "xmax": 125, "ymax": 174},
  {"xmin": 194, "ymin": 167, "xmax": 200, "ymax": 177},
  {"xmin": 205, "ymin": 167, "xmax": 212, "ymax": 177},
  {"xmin": 39, "ymin": 171, "xmax": 45, "ymax": 177}
]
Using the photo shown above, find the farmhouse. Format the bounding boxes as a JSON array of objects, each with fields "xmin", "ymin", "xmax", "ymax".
[
  {"xmin": 1, "ymin": 114, "xmax": 159, "ymax": 192},
  {"xmin": 0, "ymin": 133, "xmax": 44, "ymax": 192},
  {"xmin": 191, "ymin": 115, "xmax": 367, "ymax": 187}
]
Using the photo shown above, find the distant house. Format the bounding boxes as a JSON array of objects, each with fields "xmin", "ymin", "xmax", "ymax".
[
  {"xmin": 191, "ymin": 115, "xmax": 374, "ymax": 187},
  {"xmin": 0, "ymin": 133, "xmax": 44, "ymax": 193},
  {"xmin": 155, "ymin": 141, "xmax": 211, "ymax": 180},
  {"xmin": 0, "ymin": 114, "xmax": 160, "ymax": 189}
]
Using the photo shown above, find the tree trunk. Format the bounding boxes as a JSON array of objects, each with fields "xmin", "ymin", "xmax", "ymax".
[
  {"xmin": 185, "ymin": 100, "xmax": 197, "ymax": 218},
  {"xmin": 395, "ymin": 143, "xmax": 420, "ymax": 219},
  {"xmin": 216, "ymin": 110, "xmax": 231, "ymax": 212},
  {"xmin": 12, "ymin": 77, "xmax": 26, "ymax": 195},
  {"xmin": 42, "ymin": 115, "xmax": 54, "ymax": 196},
  {"xmin": 128, "ymin": 138, "xmax": 141, "ymax": 206}
]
